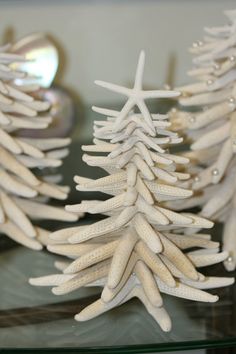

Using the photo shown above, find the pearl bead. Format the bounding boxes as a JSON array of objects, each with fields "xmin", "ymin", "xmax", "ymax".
[
  {"xmin": 194, "ymin": 176, "xmax": 200, "ymax": 182},
  {"xmin": 211, "ymin": 168, "xmax": 219, "ymax": 176},
  {"xmin": 228, "ymin": 97, "xmax": 235, "ymax": 103},
  {"xmin": 164, "ymin": 84, "xmax": 171, "ymax": 90},
  {"xmin": 206, "ymin": 79, "xmax": 214, "ymax": 85},
  {"xmin": 189, "ymin": 116, "xmax": 196, "ymax": 123},
  {"xmin": 192, "ymin": 40, "xmax": 203, "ymax": 48},
  {"xmin": 214, "ymin": 63, "xmax": 220, "ymax": 70},
  {"xmin": 227, "ymin": 256, "xmax": 233, "ymax": 263},
  {"xmin": 230, "ymin": 55, "xmax": 236, "ymax": 62}
]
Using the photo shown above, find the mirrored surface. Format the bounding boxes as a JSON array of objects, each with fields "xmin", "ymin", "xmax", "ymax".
[{"xmin": 0, "ymin": 222, "xmax": 236, "ymax": 353}]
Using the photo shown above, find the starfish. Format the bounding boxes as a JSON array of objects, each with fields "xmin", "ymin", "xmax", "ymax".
[
  {"xmin": 95, "ymin": 51, "xmax": 179, "ymax": 133},
  {"xmin": 30, "ymin": 241, "xmax": 233, "ymax": 332}
]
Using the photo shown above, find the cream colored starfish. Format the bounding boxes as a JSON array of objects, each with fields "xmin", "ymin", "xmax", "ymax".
[
  {"xmin": 170, "ymin": 10, "xmax": 236, "ymax": 270},
  {"xmin": 95, "ymin": 50, "xmax": 178, "ymax": 134},
  {"xmin": 0, "ymin": 44, "xmax": 80, "ymax": 250},
  {"xmin": 30, "ymin": 51, "xmax": 234, "ymax": 331}
]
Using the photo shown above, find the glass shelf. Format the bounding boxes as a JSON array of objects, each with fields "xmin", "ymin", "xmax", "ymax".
[{"xmin": 0, "ymin": 222, "xmax": 236, "ymax": 353}]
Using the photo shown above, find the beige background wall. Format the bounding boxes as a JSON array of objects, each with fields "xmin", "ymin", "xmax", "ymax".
[{"xmin": 0, "ymin": 0, "xmax": 235, "ymax": 105}]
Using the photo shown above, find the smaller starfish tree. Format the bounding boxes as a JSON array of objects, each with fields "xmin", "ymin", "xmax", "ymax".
[
  {"xmin": 0, "ymin": 44, "xmax": 78, "ymax": 250},
  {"xmin": 170, "ymin": 9, "xmax": 236, "ymax": 270},
  {"xmin": 31, "ymin": 52, "xmax": 234, "ymax": 331}
]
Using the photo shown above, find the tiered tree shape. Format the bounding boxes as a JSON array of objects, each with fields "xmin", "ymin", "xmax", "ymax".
[
  {"xmin": 31, "ymin": 51, "xmax": 234, "ymax": 331},
  {"xmin": 0, "ymin": 44, "xmax": 78, "ymax": 250},
  {"xmin": 170, "ymin": 9, "xmax": 236, "ymax": 271}
]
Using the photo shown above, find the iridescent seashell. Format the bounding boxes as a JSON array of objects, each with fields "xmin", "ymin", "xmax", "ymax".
[
  {"xmin": 20, "ymin": 86, "xmax": 76, "ymax": 138},
  {"xmin": 38, "ymin": 86, "xmax": 76, "ymax": 137},
  {"xmin": 10, "ymin": 32, "xmax": 58, "ymax": 88}
]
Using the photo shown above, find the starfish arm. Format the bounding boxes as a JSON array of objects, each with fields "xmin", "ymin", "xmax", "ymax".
[
  {"xmin": 135, "ymin": 260, "xmax": 163, "ymax": 307},
  {"xmin": 130, "ymin": 286, "xmax": 172, "ymax": 332},
  {"xmin": 201, "ymin": 167, "xmax": 236, "ymax": 218},
  {"xmin": 136, "ymin": 176, "xmax": 154, "ymax": 205},
  {"xmin": 68, "ymin": 195, "xmax": 125, "ymax": 215},
  {"xmin": 132, "ymin": 154, "xmax": 155, "ymax": 181},
  {"xmin": 204, "ymin": 24, "xmax": 232, "ymax": 36},
  {"xmin": 188, "ymin": 250, "xmax": 229, "ymax": 267},
  {"xmin": 29, "ymin": 273, "xmax": 74, "ymax": 286},
  {"xmin": 107, "ymin": 231, "xmax": 138, "ymax": 289},
  {"xmin": 95, "ymin": 80, "xmax": 131, "ymax": 96},
  {"xmin": 137, "ymin": 196, "xmax": 169, "ymax": 225},
  {"xmin": 47, "ymin": 243, "xmax": 99, "ymax": 257},
  {"xmin": 0, "ymin": 220, "xmax": 42, "ymax": 250},
  {"xmin": 191, "ymin": 122, "xmax": 230, "ymax": 150},
  {"xmin": 102, "ymin": 254, "xmax": 137, "ymax": 302},
  {"xmin": 133, "ymin": 213, "xmax": 163, "ymax": 253},
  {"xmin": 142, "ymin": 90, "xmax": 180, "ymax": 99},
  {"xmin": 92, "ymin": 106, "xmax": 119, "ymax": 117},
  {"xmin": 131, "ymin": 115, "xmax": 156, "ymax": 136},
  {"xmin": 64, "ymin": 240, "xmax": 118, "ymax": 274},
  {"xmin": 54, "ymin": 261, "xmax": 71, "ymax": 271},
  {"xmin": 113, "ymin": 98, "xmax": 135, "ymax": 131},
  {"xmin": 0, "ymin": 191, "xmax": 35, "ymax": 237},
  {"xmin": 52, "ymin": 259, "xmax": 110, "ymax": 295},
  {"xmin": 135, "ymin": 129, "xmax": 165, "ymax": 153},
  {"xmin": 223, "ymin": 209, "xmax": 236, "ymax": 271},
  {"xmin": 136, "ymin": 99, "xmax": 155, "ymax": 132},
  {"xmin": 159, "ymin": 234, "xmax": 199, "ymax": 280},
  {"xmin": 135, "ymin": 240, "xmax": 175, "ymax": 287},
  {"xmin": 156, "ymin": 278, "xmax": 219, "ymax": 303},
  {"xmin": 75, "ymin": 277, "xmax": 136, "ymax": 321},
  {"xmin": 136, "ymin": 142, "xmax": 154, "ymax": 166},
  {"xmin": 182, "ymin": 276, "xmax": 234, "ymax": 289},
  {"xmin": 134, "ymin": 50, "xmax": 145, "ymax": 90},
  {"xmin": 211, "ymin": 139, "xmax": 233, "ymax": 184}
]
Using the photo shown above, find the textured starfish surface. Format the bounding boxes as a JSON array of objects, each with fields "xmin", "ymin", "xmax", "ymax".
[
  {"xmin": 30, "ymin": 51, "xmax": 234, "ymax": 331},
  {"xmin": 0, "ymin": 44, "xmax": 80, "ymax": 250},
  {"xmin": 170, "ymin": 9, "xmax": 236, "ymax": 271}
]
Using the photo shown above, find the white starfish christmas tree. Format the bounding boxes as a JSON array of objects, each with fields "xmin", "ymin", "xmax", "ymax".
[
  {"xmin": 0, "ymin": 44, "xmax": 78, "ymax": 250},
  {"xmin": 170, "ymin": 9, "xmax": 236, "ymax": 271},
  {"xmin": 30, "ymin": 51, "xmax": 234, "ymax": 331}
]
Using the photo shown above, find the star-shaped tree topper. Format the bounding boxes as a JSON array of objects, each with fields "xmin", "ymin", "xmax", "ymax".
[{"xmin": 94, "ymin": 51, "xmax": 180, "ymax": 134}]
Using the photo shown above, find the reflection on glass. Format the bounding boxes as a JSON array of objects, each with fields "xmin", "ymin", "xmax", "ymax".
[{"xmin": 0, "ymin": 221, "xmax": 236, "ymax": 352}]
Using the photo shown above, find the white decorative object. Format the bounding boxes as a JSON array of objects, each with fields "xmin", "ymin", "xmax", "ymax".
[
  {"xmin": 0, "ymin": 44, "xmax": 79, "ymax": 250},
  {"xmin": 10, "ymin": 32, "xmax": 59, "ymax": 88},
  {"xmin": 170, "ymin": 9, "xmax": 236, "ymax": 271},
  {"xmin": 30, "ymin": 52, "xmax": 234, "ymax": 331}
]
